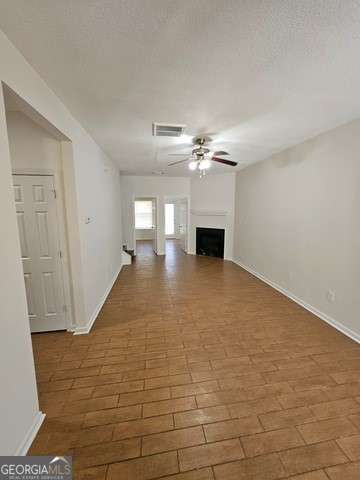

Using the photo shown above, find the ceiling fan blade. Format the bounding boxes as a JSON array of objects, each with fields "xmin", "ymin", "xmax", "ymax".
[
  {"xmin": 214, "ymin": 150, "xmax": 229, "ymax": 156},
  {"xmin": 168, "ymin": 158, "xmax": 189, "ymax": 166},
  {"xmin": 212, "ymin": 156, "xmax": 238, "ymax": 167}
]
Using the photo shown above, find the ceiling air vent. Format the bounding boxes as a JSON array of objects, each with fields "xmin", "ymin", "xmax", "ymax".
[{"xmin": 153, "ymin": 123, "xmax": 186, "ymax": 137}]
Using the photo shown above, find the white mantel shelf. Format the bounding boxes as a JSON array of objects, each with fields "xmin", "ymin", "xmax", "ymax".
[{"xmin": 191, "ymin": 210, "xmax": 228, "ymax": 217}]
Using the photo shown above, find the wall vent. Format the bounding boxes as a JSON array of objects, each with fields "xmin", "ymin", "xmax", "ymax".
[{"xmin": 152, "ymin": 123, "xmax": 186, "ymax": 137}]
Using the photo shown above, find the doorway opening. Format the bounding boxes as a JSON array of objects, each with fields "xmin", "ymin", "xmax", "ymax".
[
  {"xmin": 4, "ymin": 85, "xmax": 74, "ymax": 333},
  {"xmin": 164, "ymin": 197, "xmax": 189, "ymax": 254},
  {"xmin": 134, "ymin": 197, "xmax": 157, "ymax": 255},
  {"xmin": 165, "ymin": 203, "xmax": 175, "ymax": 237}
]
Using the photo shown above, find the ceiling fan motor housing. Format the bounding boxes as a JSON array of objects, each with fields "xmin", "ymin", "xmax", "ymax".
[{"xmin": 192, "ymin": 147, "xmax": 209, "ymax": 157}]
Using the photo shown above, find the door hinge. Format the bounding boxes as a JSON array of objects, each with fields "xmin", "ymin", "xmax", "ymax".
[
  {"xmin": 59, "ymin": 250, "xmax": 63, "ymax": 259},
  {"xmin": 52, "ymin": 188, "xmax": 57, "ymax": 199}
]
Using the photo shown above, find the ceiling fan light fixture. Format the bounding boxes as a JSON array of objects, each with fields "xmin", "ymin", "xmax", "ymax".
[
  {"xmin": 199, "ymin": 159, "xmax": 211, "ymax": 170},
  {"xmin": 189, "ymin": 160, "xmax": 198, "ymax": 171}
]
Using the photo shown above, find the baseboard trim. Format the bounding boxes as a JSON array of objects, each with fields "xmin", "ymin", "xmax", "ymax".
[
  {"xmin": 73, "ymin": 263, "xmax": 122, "ymax": 335},
  {"xmin": 233, "ymin": 259, "xmax": 360, "ymax": 344},
  {"xmin": 15, "ymin": 411, "xmax": 45, "ymax": 455}
]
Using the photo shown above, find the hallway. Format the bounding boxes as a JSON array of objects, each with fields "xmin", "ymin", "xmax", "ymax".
[{"xmin": 31, "ymin": 249, "xmax": 360, "ymax": 479}]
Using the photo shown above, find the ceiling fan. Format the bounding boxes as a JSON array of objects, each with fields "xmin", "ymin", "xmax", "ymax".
[{"xmin": 168, "ymin": 137, "xmax": 237, "ymax": 177}]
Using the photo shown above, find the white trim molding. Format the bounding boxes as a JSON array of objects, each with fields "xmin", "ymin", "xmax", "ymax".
[
  {"xmin": 15, "ymin": 411, "xmax": 45, "ymax": 456},
  {"xmin": 191, "ymin": 210, "xmax": 228, "ymax": 216},
  {"xmin": 233, "ymin": 259, "xmax": 360, "ymax": 344},
  {"xmin": 73, "ymin": 263, "xmax": 122, "ymax": 335}
]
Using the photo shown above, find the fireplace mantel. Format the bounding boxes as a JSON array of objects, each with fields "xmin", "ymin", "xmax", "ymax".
[{"xmin": 190, "ymin": 210, "xmax": 228, "ymax": 217}]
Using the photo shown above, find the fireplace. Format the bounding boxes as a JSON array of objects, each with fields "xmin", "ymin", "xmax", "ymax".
[{"xmin": 196, "ymin": 227, "xmax": 225, "ymax": 258}]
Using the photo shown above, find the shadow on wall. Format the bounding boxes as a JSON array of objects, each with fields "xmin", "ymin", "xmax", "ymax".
[{"xmin": 272, "ymin": 137, "xmax": 324, "ymax": 169}]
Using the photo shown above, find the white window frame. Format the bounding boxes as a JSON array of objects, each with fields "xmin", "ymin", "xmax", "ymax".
[{"xmin": 135, "ymin": 200, "xmax": 153, "ymax": 230}]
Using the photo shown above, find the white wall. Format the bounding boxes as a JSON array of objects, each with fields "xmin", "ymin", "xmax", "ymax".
[
  {"xmin": 234, "ymin": 120, "xmax": 360, "ymax": 340},
  {"xmin": 121, "ymin": 176, "xmax": 190, "ymax": 254},
  {"xmin": 135, "ymin": 228, "xmax": 153, "ymax": 241},
  {"xmin": 6, "ymin": 110, "xmax": 60, "ymax": 170},
  {"xmin": 190, "ymin": 173, "xmax": 236, "ymax": 260},
  {"xmin": 77, "ymin": 148, "xmax": 122, "ymax": 326},
  {"xmin": 0, "ymin": 87, "xmax": 40, "ymax": 457},
  {"xmin": 0, "ymin": 30, "xmax": 122, "ymax": 454}
]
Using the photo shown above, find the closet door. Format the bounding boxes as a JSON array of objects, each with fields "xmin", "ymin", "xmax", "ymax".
[{"xmin": 13, "ymin": 175, "xmax": 66, "ymax": 332}]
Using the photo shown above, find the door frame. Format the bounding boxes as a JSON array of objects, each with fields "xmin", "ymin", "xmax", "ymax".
[
  {"xmin": 133, "ymin": 195, "xmax": 160, "ymax": 256},
  {"xmin": 12, "ymin": 168, "xmax": 74, "ymax": 331}
]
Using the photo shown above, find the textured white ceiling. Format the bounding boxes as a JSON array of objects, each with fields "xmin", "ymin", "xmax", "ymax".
[{"xmin": 1, "ymin": 0, "xmax": 360, "ymax": 176}]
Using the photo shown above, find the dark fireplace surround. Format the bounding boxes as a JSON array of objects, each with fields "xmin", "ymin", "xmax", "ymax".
[{"xmin": 196, "ymin": 227, "xmax": 225, "ymax": 258}]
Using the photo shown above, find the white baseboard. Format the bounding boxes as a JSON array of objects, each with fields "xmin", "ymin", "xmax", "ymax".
[
  {"xmin": 73, "ymin": 263, "xmax": 122, "ymax": 335},
  {"xmin": 233, "ymin": 259, "xmax": 360, "ymax": 344},
  {"xmin": 15, "ymin": 411, "xmax": 45, "ymax": 455}
]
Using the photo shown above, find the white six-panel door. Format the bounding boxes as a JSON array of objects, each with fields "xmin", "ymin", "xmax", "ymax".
[{"xmin": 13, "ymin": 175, "xmax": 67, "ymax": 332}]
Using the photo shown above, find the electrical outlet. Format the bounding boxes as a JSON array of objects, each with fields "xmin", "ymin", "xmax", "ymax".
[{"xmin": 326, "ymin": 289, "xmax": 335, "ymax": 303}]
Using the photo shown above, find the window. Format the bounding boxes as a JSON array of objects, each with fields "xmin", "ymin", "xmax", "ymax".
[
  {"xmin": 165, "ymin": 203, "xmax": 175, "ymax": 235},
  {"xmin": 135, "ymin": 200, "xmax": 153, "ymax": 229}
]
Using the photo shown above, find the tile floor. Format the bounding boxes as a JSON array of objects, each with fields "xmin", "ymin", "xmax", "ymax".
[{"xmin": 30, "ymin": 240, "xmax": 360, "ymax": 479}]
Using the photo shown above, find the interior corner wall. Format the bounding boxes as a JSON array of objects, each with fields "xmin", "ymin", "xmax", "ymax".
[
  {"xmin": 0, "ymin": 30, "xmax": 123, "ymax": 454},
  {"xmin": 120, "ymin": 176, "xmax": 190, "ymax": 254},
  {"xmin": 189, "ymin": 173, "xmax": 236, "ymax": 260},
  {"xmin": 233, "ymin": 119, "xmax": 360, "ymax": 340},
  {"xmin": 6, "ymin": 110, "xmax": 61, "ymax": 170}
]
